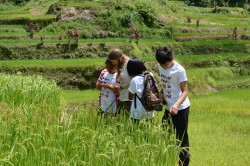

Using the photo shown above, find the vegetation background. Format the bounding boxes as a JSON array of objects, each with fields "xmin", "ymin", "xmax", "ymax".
[{"xmin": 0, "ymin": 0, "xmax": 249, "ymax": 165}]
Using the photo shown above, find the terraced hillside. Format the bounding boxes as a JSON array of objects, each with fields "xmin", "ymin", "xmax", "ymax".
[
  {"xmin": 0, "ymin": 1, "xmax": 250, "ymax": 166},
  {"xmin": 0, "ymin": 0, "xmax": 249, "ymax": 95}
]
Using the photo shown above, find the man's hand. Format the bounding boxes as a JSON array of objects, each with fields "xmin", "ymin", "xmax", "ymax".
[{"xmin": 170, "ymin": 104, "xmax": 178, "ymax": 115}]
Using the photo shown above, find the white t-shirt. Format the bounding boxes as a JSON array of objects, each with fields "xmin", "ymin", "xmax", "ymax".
[
  {"xmin": 118, "ymin": 61, "xmax": 132, "ymax": 101},
  {"xmin": 158, "ymin": 61, "xmax": 190, "ymax": 110},
  {"xmin": 128, "ymin": 76, "xmax": 154, "ymax": 120},
  {"xmin": 97, "ymin": 69, "xmax": 117, "ymax": 113}
]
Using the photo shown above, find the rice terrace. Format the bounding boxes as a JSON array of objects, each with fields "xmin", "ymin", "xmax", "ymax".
[{"xmin": 0, "ymin": 0, "xmax": 249, "ymax": 165}]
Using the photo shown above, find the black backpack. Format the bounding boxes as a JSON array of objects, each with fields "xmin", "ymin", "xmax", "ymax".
[{"xmin": 134, "ymin": 71, "xmax": 163, "ymax": 112}]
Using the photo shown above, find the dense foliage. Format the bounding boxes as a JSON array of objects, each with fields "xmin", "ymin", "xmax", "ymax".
[
  {"xmin": 186, "ymin": 0, "xmax": 250, "ymax": 7},
  {"xmin": 0, "ymin": 0, "xmax": 30, "ymax": 5}
]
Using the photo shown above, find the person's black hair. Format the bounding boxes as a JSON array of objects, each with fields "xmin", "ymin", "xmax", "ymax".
[
  {"xmin": 127, "ymin": 57, "xmax": 146, "ymax": 77},
  {"xmin": 155, "ymin": 46, "xmax": 173, "ymax": 64}
]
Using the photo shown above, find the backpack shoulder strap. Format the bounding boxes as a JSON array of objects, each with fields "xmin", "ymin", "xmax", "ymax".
[
  {"xmin": 148, "ymin": 72, "xmax": 160, "ymax": 93},
  {"xmin": 134, "ymin": 72, "xmax": 147, "ymax": 109},
  {"xmin": 144, "ymin": 71, "xmax": 160, "ymax": 94},
  {"xmin": 143, "ymin": 71, "xmax": 149, "ymax": 84}
]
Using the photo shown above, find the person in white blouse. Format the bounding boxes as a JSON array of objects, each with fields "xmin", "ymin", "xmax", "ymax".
[
  {"xmin": 156, "ymin": 46, "xmax": 190, "ymax": 166},
  {"xmin": 108, "ymin": 49, "xmax": 132, "ymax": 116}
]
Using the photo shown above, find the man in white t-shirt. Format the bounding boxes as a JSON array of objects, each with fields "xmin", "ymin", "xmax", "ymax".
[{"xmin": 156, "ymin": 46, "xmax": 190, "ymax": 166}]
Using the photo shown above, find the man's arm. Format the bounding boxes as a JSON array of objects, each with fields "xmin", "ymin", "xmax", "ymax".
[{"xmin": 170, "ymin": 81, "xmax": 188, "ymax": 115}]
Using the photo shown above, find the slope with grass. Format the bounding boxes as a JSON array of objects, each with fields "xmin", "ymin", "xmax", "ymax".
[{"xmin": 0, "ymin": 0, "xmax": 249, "ymax": 94}]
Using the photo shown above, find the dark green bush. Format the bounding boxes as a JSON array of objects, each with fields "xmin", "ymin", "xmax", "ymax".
[
  {"xmin": 120, "ymin": 9, "xmax": 142, "ymax": 27},
  {"xmin": 186, "ymin": 0, "xmax": 249, "ymax": 7},
  {"xmin": 0, "ymin": 0, "xmax": 30, "ymax": 5},
  {"xmin": 186, "ymin": 0, "xmax": 212, "ymax": 7},
  {"xmin": 135, "ymin": 1, "xmax": 157, "ymax": 28}
]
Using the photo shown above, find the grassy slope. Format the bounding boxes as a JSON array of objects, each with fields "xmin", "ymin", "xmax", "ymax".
[{"xmin": 0, "ymin": 0, "xmax": 249, "ymax": 94}]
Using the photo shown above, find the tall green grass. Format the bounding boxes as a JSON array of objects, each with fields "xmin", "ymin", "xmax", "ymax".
[
  {"xmin": 61, "ymin": 87, "xmax": 250, "ymax": 165},
  {"xmin": 1, "ymin": 109, "xmax": 180, "ymax": 165},
  {"xmin": 0, "ymin": 73, "xmax": 60, "ymax": 109},
  {"xmin": 0, "ymin": 74, "xmax": 180, "ymax": 165},
  {"xmin": 1, "ymin": 86, "xmax": 249, "ymax": 166},
  {"xmin": 61, "ymin": 89, "xmax": 99, "ymax": 104}
]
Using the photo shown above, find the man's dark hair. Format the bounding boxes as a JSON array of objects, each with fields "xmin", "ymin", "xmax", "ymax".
[
  {"xmin": 127, "ymin": 57, "xmax": 146, "ymax": 77},
  {"xmin": 155, "ymin": 46, "xmax": 173, "ymax": 64}
]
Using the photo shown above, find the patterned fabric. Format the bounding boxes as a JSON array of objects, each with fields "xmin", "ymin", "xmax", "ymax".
[
  {"xmin": 158, "ymin": 61, "xmax": 190, "ymax": 110},
  {"xmin": 97, "ymin": 69, "xmax": 118, "ymax": 113}
]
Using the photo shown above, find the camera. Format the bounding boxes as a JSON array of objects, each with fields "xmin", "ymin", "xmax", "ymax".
[{"xmin": 154, "ymin": 104, "xmax": 163, "ymax": 111}]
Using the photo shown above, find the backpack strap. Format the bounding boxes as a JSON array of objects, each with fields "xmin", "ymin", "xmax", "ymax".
[
  {"xmin": 134, "ymin": 72, "xmax": 147, "ymax": 109},
  {"xmin": 143, "ymin": 71, "xmax": 150, "ymax": 93},
  {"xmin": 145, "ymin": 71, "xmax": 160, "ymax": 94},
  {"xmin": 134, "ymin": 93, "xmax": 143, "ymax": 109},
  {"xmin": 134, "ymin": 93, "xmax": 137, "ymax": 109}
]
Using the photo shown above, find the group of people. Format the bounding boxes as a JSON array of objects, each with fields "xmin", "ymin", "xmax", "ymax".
[
  {"xmin": 96, "ymin": 46, "xmax": 190, "ymax": 166},
  {"xmin": 186, "ymin": 16, "xmax": 200, "ymax": 29},
  {"xmin": 227, "ymin": 27, "xmax": 249, "ymax": 40}
]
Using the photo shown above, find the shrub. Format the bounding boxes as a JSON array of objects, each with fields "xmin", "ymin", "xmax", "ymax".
[
  {"xmin": 186, "ymin": 0, "xmax": 212, "ymax": 7},
  {"xmin": 208, "ymin": 67, "xmax": 234, "ymax": 80},
  {"xmin": 135, "ymin": 0, "xmax": 157, "ymax": 27},
  {"xmin": 206, "ymin": 76, "xmax": 216, "ymax": 87},
  {"xmin": 120, "ymin": 9, "xmax": 142, "ymax": 27},
  {"xmin": 0, "ymin": 0, "xmax": 30, "ymax": 5}
]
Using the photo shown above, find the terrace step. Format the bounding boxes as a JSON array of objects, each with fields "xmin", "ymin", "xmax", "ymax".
[{"xmin": 246, "ymin": 44, "xmax": 250, "ymax": 53}]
